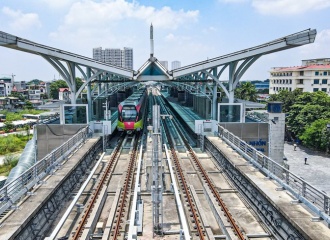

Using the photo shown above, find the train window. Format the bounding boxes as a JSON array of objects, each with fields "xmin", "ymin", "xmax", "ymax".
[{"xmin": 122, "ymin": 109, "xmax": 137, "ymax": 121}]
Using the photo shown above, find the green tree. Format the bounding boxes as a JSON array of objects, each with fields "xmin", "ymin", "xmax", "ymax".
[
  {"xmin": 75, "ymin": 77, "xmax": 84, "ymax": 91},
  {"xmin": 268, "ymin": 89, "xmax": 302, "ymax": 113},
  {"xmin": 300, "ymin": 119, "xmax": 330, "ymax": 151},
  {"xmin": 234, "ymin": 82, "xmax": 257, "ymax": 102},
  {"xmin": 287, "ymin": 104, "xmax": 326, "ymax": 137},
  {"xmin": 9, "ymin": 92, "xmax": 26, "ymax": 101},
  {"xmin": 40, "ymin": 93, "xmax": 48, "ymax": 99},
  {"xmin": 49, "ymin": 78, "xmax": 84, "ymax": 99},
  {"xmin": 4, "ymin": 121, "xmax": 15, "ymax": 133},
  {"xmin": 50, "ymin": 80, "xmax": 68, "ymax": 99},
  {"xmin": 27, "ymin": 79, "xmax": 43, "ymax": 85},
  {"xmin": 25, "ymin": 101, "xmax": 33, "ymax": 110}
]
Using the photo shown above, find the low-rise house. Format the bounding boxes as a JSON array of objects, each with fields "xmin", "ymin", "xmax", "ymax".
[
  {"xmin": 59, "ymin": 88, "xmax": 71, "ymax": 102},
  {"xmin": 0, "ymin": 97, "xmax": 19, "ymax": 110}
]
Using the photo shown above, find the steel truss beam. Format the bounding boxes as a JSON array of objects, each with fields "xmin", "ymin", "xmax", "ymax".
[
  {"xmin": 204, "ymin": 138, "xmax": 304, "ymax": 239},
  {"xmin": 92, "ymin": 82, "xmax": 138, "ymax": 101},
  {"xmin": 0, "ymin": 29, "xmax": 317, "ymax": 106},
  {"xmin": 162, "ymin": 82, "xmax": 213, "ymax": 101},
  {"xmin": 172, "ymin": 29, "xmax": 316, "ymax": 77},
  {"xmin": 171, "ymin": 29, "xmax": 316, "ymax": 103},
  {"xmin": 0, "ymin": 31, "xmax": 134, "ymax": 105}
]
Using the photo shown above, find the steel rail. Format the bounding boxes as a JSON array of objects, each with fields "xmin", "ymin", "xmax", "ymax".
[
  {"xmin": 47, "ymin": 152, "xmax": 106, "ymax": 239},
  {"xmin": 163, "ymin": 123, "xmax": 205, "ymax": 238},
  {"xmin": 71, "ymin": 134, "xmax": 126, "ymax": 239},
  {"xmin": 157, "ymin": 94, "xmax": 245, "ymax": 239},
  {"xmin": 111, "ymin": 132, "xmax": 141, "ymax": 238},
  {"xmin": 174, "ymin": 122, "xmax": 245, "ymax": 239},
  {"xmin": 127, "ymin": 144, "xmax": 143, "ymax": 239},
  {"xmin": 157, "ymin": 97, "xmax": 205, "ymax": 238}
]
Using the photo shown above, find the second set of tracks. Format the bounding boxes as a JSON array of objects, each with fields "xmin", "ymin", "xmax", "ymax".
[
  {"xmin": 158, "ymin": 93, "xmax": 246, "ymax": 239},
  {"xmin": 47, "ymin": 88, "xmax": 271, "ymax": 240}
]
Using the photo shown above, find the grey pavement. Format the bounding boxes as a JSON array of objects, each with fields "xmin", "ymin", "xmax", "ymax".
[{"xmin": 284, "ymin": 142, "xmax": 330, "ymax": 194}]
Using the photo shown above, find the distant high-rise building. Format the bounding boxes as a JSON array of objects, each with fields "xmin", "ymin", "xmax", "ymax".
[
  {"xmin": 93, "ymin": 47, "xmax": 133, "ymax": 70},
  {"xmin": 159, "ymin": 61, "xmax": 168, "ymax": 70},
  {"xmin": 171, "ymin": 61, "xmax": 181, "ymax": 70}
]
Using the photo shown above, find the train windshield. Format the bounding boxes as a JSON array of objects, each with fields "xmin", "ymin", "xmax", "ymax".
[{"xmin": 122, "ymin": 106, "xmax": 137, "ymax": 121}]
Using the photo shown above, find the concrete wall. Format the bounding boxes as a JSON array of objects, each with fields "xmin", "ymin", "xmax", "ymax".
[
  {"xmin": 268, "ymin": 113, "xmax": 285, "ymax": 165},
  {"xmin": 36, "ymin": 124, "xmax": 87, "ymax": 160},
  {"xmin": 219, "ymin": 122, "xmax": 269, "ymax": 155},
  {"xmin": 193, "ymin": 95, "xmax": 211, "ymax": 119}
]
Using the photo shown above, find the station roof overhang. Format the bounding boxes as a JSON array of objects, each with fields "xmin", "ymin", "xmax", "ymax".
[
  {"xmin": 133, "ymin": 56, "xmax": 173, "ymax": 81},
  {"xmin": 170, "ymin": 29, "xmax": 317, "ymax": 79},
  {"xmin": 0, "ymin": 28, "xmax": 317, "ymax": 84},
  {"xmin": 0, "ymin": 31, "xmax": 134, "ymax": 79}
]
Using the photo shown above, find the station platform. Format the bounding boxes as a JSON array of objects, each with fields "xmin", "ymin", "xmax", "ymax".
[
  {"xmin": 161, "ymin": 92, "xmax": 203, "ymax": 131},
  {"xmin": 0, "ymin": 137, "xmax": 101, "ymax": 240},
  {"xmin": 162, "ymin": 92, "xmax": 330, "ymax": 238},
  {"xmin": 207, "ymin": 136, "xmax": 330, "ymax": 239}
]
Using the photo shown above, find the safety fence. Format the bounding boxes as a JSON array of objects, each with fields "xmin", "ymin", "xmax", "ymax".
[
  {"xmin": 0, "ymin": 126, "xmax": 89, "ymax": 216},
  {"xmin": 218, "ymin": 124, "xmax": 330, "ymax": 226}
]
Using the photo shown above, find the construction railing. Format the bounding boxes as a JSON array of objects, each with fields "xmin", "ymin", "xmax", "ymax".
[
  {"xmin": 217, "ymin": 124, "xmax": 330, "ymax": 227},
  {"xmin": 0, "ymin": 126, "xmax": 89, "ymax": 216}
]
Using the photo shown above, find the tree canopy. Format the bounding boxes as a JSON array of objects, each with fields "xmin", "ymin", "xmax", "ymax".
[
  {"xmin": 269, "ymin": 90, "xmax": 330, "ymax": 151},
  {"xmin": 49, "ymin": 78, "xmax": 84, "ymax": 99},
  {"xmin": 234, "ymin": 82, "xmax": 258, "ymax": 102}
]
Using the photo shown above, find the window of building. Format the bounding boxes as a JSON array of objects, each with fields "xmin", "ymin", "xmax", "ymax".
[
  {"xmin": 290, "ymin": 80, "xmax": 292, "ymax": 84},
  {"xmin": 314, "ymin": 79, "xmax": 319, "ymax": 84},
  {"xmin": 324, "ymin": 71, "xmax": 327, "ymax": 76},
  {"xmin": 300, "ymin": 71, "xmax": 304, "ymax": 76},
  {"xmin": 322, "ymin": 79, "xmax": 327, "ymax": 84},
  {"xmin": 289, "ymin": 87, "xmax": 292, "ymax": 91},
  {"xmin": 315, "ymin": 71, "xmax": 319, "ymax": 76},
  {"xmin": 299, "ymin": 79, "xmax": 303, "ymax": 84},
  {"xmin": 321, "ymin": 88, "xmax": 327, "ymax": 92},
  {"xmin": 313, "ymin": 88, "xmax": 319, "ymax": 92}
]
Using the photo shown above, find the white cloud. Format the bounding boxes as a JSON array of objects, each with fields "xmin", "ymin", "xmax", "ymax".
[
  {"xmin": 48, "ymin": 0, "xmax": 199, "ymax": 68},
  {"xmin": 39, "ymin": 0, "xmax": 80, "ymax": 9},
  {"xmin": 165, "ymin": 33, "xmax": 176, "ymax": 41},
  {"xmin": 252, "ymin": 0, "xmax": 330, "ymax": 15},
  {"xmin": 53, "ymin": 0, "xmax": 198, "ymax": 30},
  {"xmin": 2, "ymin": 7, "xmax": 41, "ymax": 30}
]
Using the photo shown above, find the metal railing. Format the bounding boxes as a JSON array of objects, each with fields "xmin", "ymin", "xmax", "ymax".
[
  {"xmin": 217, "ymin": 124, "xmax": 330, "ymax": 227},
  {"xmin": 0, "ymin": 126, "xmax": 89, "ymax": 216}
]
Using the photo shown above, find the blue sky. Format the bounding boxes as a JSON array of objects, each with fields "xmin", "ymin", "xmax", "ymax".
[{"xmin": 0, "ymin": 0, "xmax": 330, "ymax": 81}]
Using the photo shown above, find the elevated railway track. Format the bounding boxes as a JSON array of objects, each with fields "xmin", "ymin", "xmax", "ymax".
[{"xmin": 0, "ymin": 87, "xmax": 329, "ymax": 240}]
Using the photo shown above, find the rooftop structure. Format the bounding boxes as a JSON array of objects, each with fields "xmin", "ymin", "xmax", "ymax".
[{"xmin": 269, "ymin": 58, "xmax": 330, "ymax": 95}]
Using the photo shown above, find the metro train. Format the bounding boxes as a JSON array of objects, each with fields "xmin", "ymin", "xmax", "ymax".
[{"xmin": 117, "ymin": 89, "xmax": 148, "ymax": 133}]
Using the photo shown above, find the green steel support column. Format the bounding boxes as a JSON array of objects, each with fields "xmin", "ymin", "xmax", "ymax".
[
  {"xmin": 87, "ymin": 68, "xmax": 92, "ymax": 122},
  {"xmin": 212, "ymin": 68, "xmax": 218, "ymax": 120},
  {"xmin": 69, "ymin": 62, "xmax": 77, "ymax": 104},
  {"xmin": 212, "ymin": 82, "xmax": 217, "ymax": 120}
]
